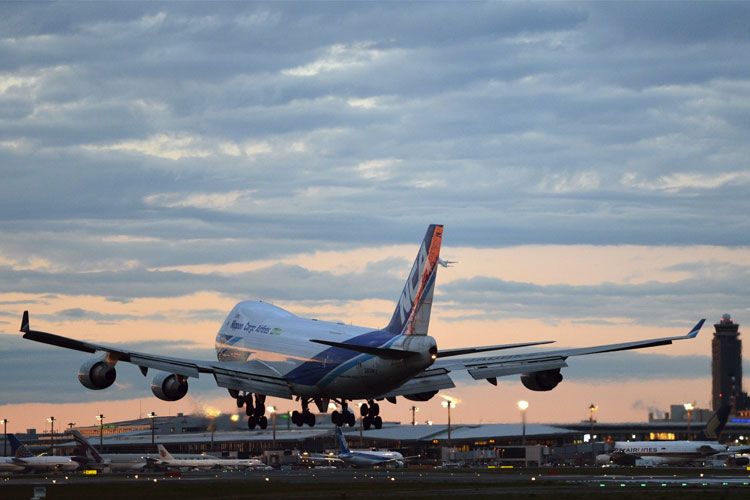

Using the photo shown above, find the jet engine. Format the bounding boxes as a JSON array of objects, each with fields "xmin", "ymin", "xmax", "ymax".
[
  {"xmin": 520, "ymin": 368, "xmax": 563, "ymax": 392},
  {"xmin": 151, "ymin": 373, "xmax": 188, "ymax": 401},
  {"xmin": 78, "ymin": 358, "xmax": 116, "ymax": 390},
  {"xmin": 403, "ymin": 390, "xmax": 439, "ymax": 402}
]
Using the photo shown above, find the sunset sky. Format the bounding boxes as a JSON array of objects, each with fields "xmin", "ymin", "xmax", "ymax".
[{"xmin": 1, "ymin": 2, "xmax": 749, "ymax": 434}]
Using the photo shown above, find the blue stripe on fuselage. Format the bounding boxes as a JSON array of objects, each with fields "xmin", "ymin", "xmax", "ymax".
[{"xmin": 285, "ymin": 330, "xmax": 398, "ymax": 387}]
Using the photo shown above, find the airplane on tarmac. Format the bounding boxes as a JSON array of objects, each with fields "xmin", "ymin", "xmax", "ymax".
[
  {"xmin": 334, "ymin": 427, "xmax": 412, "ymax": 468},
  {"xmin": 155, "ymin": 444, "xmax": 264, "ymax": 470},
  {"xmin": 7, "ymin": 434, "xmax": 81, "ymax": 472},
  {"xmin": 20, "ymin": 225, "xmax": 705, "ymax": 432},
  {"xmin": 70, "ymin": 430, "xmax": 147, "ymax": 472},
  {"xmin": 597, "ymin": 405, "xmax": 732, "ymax": 466}
]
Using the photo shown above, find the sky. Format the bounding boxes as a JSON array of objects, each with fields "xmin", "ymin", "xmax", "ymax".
[{"xmin": 1, "ymin": 1, "xmax": 750, "ymax": 434}]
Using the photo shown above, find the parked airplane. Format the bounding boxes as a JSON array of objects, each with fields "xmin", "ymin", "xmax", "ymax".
[
  {"xmin": 334, "ymin": 427, "xmax": 411, "ymax": 467},
  {"xmin": 70, "ymin": 430, "xmax": 147, "ymax": 472},
  {"xmin": 597, "ymin": 405, "xmax": 732, "ymax": 466},
  {"xmin": 20, "ymin": 225, "xmax": 704, "ymax": 431},
  {"xmin": 155, "ymin": 444, "xmax": 263, "ymax": 470},
  {"xmin": 7, "ymin": 434, "xmax": 80, "ymax": 472}
]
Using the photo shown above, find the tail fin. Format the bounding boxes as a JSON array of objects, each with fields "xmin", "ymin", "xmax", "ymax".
[
  {"xmin": 696, "ymin": 404, "xmax": 731, "ymax": 441},
  {"xmin": 8, "ymin": 434, "xmax": 34, "ymax": 458},
  {"xmin": 157, "ymin": 444, "xmax": 175, "ymax": 461},
  {"xmin": 336, "ymin": 427, "xmax": 351, "ymax": 455},
  {"xmin": 384, "ymin": 224, "xmax": 443, "ymax": 336},
  {"xmin": 72, "ymin": 430, "xmax": 104, "ymax": 463}
]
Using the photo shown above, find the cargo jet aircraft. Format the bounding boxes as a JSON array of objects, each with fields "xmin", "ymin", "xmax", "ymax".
[{"xmin": 21, "ymin": 225, "xmax": 704, "ymax": 431}]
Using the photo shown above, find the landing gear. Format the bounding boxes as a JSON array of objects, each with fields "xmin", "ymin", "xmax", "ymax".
[
  {"xmin": 291, "ymin": 400, "xmax": 316, "ymax": 427},
  {"xmin": 331, "ymin": 401, "xmax": 356, "ymax": 427},
  {"xmin": 238, "ymin": 393, "xmax": 267, "ymax": 430},
  {"xmin": 362, "ymin": 400, "xmax": 382, "ymax": 430}
]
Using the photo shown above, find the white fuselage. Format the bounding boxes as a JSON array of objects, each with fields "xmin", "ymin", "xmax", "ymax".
[
  {"xmin": 611, "ymin": 441, "xmax": 727, "ymax": 465},
  {"xmin": 215, "ymin": 301, "xmax": 436, "ymax": 399},
  {"xmin": 340, "ymin": 449, "xmax": 405, "ymax": 468},
  {"xmin": 11, "ymin": 456, "xmax": 80, "ymax": 472}
]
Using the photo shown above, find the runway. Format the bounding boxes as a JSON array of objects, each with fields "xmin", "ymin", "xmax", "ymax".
[{"xmin": 3, "ymin": 467, "xmax": 750, "ymax": 499}]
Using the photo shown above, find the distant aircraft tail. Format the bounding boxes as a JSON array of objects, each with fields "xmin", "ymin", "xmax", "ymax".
[
  {"xmin": 384, "ymin": 224, "xmax": 443, "ymax": 336},
  {"xmin": 72, "ymin": 430, "xmax": 104, "ymax": 463},
  {"xmin": 335, "ymin": 427, "xmax": 351, "ymax": 455},
  {"xmin": 8, "ymin": 434, "xmax": 34, "ymax": 458},
  {"xmin": 696, "ymin": 404, "xmax": 731, "ymax": 441},
  {"xmin": 157, "ymin": 444, "xmax": 175, "ymax": 461}
]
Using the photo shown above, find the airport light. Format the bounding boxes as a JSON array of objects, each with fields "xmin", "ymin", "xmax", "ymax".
[
  {"xmin": 684, "ymin": 403, "xmax": 694, "ymax": 440},
  {"xmin": 517, "ymin": 401, "xmax": 528, "ymax": 467},
  {"xmin": 441, "ymin": 400, "xmax": 456, "ymax": 445},
  {"xmin": 147, "ymin": 412, "xmax": 156, "ymax": 444},
  {"xmin": 1, "ymin": 419, "xmax": 7, "ymax": 457},
  {"xmin": 47, "ymin": 417, "xmax": 55, "ymax": 456},
  {"xmin": 410, "ymin": 406, "xmax": 419, "ymax": 426},
  {"xmin": 589, "ymin": 404, "xmax": 598, "ymax": 464},
  {"xmin": 96, "ymin": 414, "xmax": 104, "ymax": 451}
]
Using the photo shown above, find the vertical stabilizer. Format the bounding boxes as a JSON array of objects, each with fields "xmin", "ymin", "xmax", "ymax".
[
  {"xmin": 336, "ymin": 427, "xmax": 351, "ymax": 455},
  {"xmin": 384, "ymin": 224, "xmax": 443, "ymax": 336},
  {"xmin": 157, "ymin": 444, "xmax": 175, "ymax": 461},
  {"xmin": 697, "ymin": 404, "xmax": 731, "ymax": 441},
  {"xmin": 72, "ymin": 430, "xmax": 104, "ymax": 463},
  {"xmin": 8, "ymin": 434, "xmax": 34, "ymax": 458}
]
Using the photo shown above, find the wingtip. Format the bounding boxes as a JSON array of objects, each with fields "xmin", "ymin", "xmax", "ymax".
[
  {"xmin": 687, "ymin": 318, "xmax": 706, "ymax": 338},
  {"xmin": 20, "ymin": 310, "xmax": 29, "ymax": 333}
]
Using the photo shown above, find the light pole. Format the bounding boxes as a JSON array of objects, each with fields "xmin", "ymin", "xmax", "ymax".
[
  {"xmin": 148, "ymin": 412, "xmax": 156, "ymax": 445},
  {"xmin": 517, "ymin": 401, "xmax": 528, "ymax": 467},
  {"xmin": 96, "ymin": 414, "xmax": 104, "ymax": 451},
  {"xmin": 47, "ymin": 417, "xmax": 55, "ymax": 456},
  {"xmin": 410, "ymin": 406, "xmax": 419, "ymax": 426},
  {"xmin": 441, "ymin": 401, "xmax": 455, "ymax": 445},
  {"xmin": 1, "ymin": 419, "xmax": 7, "ymax": 457},
  {"xmin": 589, "ymin": 404, "xmax": 598, "ymax": 463},
  {"xmin": 684, "ymin": 403, "xmax": 694, "ymax": 440},
  {"xmin": 267, "ymin": 406, "xmax": 277, "ymax": 448}
]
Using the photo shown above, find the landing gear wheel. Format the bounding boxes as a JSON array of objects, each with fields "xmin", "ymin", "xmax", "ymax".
[
  {"xmin": 245, "ymin": 399, "xmax": 254, "ymax": 416},
  {"xmin": 371, "ymin": 402, "xmax": 380, "ymax": 416},
  {"xmin": 347, "ymin": 411, "xmax": 356, "ymax": 427},
  {"xmin": 258, "ymin": 415, "xmax": 268, "ymax": 430},
  {"xmin": 331, "ymin": 410, "xmax": 341, "ymax": 426},
  {"xmin": 373, "ymin": 416, "xmax": 382, "ymax": 429},
  {"xmin": 363, "ymin": 416, "xmax": 372, "ymax": 430},
  {"xmin": 247, "ymin": 416, "xmax": 257, "ymax": 430},
  {"xmin": 305, "ymin": 411, "xmax": 315, "ymax": 427},
  {"xmin": 360, "ymin": 403, "xmax": 369, "ymax": 417},
  {"xmin": 292, "ymin": 410, "xmax": 302, "ymax": 427},
  {"xmin": 236, "ymin": 394, "xmax": 245, "ymax": 408}
]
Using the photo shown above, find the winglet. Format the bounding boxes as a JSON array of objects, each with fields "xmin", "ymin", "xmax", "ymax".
[
  {"xmin": 20, "ymin": 311, "xmax": 30, "ymax": 333},
  {"xmin": 686, "ymin": 319, "xmax": 705, "ymax": 339}
]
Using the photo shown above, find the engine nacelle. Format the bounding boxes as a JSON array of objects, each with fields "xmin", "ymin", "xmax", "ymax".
[
  {"xmin": 403, "ymin": 390, "xmax": 439, "ymax": 402},
  {"xmin": 151, "ymin": 373, "xmax": 189, "ymax": 401},
  {"xmin": 78, "ymin": 358, "xmax": 117, "ymax": 390},
  {"xmin": 520, "ymin": 369, "xmax": 563, "ymax": 392}
]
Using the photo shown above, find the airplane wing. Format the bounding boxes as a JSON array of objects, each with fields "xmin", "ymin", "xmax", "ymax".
[
  {"xmin": 433, "ymin": 319, "xmax": 705, "ymax": 382},
  {"xmin": 20, "ymin": 312, "xmax": 293, "ymax": 399},
  {"xmin": 382, "ymin": 319, "xmax": 704, "ymax": 396}
]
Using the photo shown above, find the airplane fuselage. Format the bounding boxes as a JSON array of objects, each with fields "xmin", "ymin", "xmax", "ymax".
[
  {"xmin": 610, "ymin": 441, "xmax": 727, "ymax": 465},
  {"xmin": 215, "ymin": 301, "xmax": 436, "ymax": 399}
]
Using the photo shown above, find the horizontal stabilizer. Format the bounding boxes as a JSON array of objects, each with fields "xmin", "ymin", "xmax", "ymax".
[
  {"xmin": 437, "ymin": 340, "xmax": 555, "ymax": 358},
  {"xmin": 309, "ymin": 339, "xmax": 419, "ymax": 360}
]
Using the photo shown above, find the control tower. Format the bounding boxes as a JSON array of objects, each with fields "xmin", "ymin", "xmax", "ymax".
[{"xmin": 712, "ymin": 314, "xmax": 745, "ymax": 410}]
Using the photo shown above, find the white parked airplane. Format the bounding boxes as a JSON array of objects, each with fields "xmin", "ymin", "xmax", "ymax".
[
  {"xmin": 334, "ymin": 427, "xmax": 411, "ymax": 467},
  {"xmin": 597, "ymin": 405, "xmax": 731, "ymax": 466},
  {"xmin": 70, "ymin": 430, "xmax": 147, "ymax": 472},
  {"xmin": 155, "ymin": 444, "xmax": 263, "ymax": 470},
  {"xmin": 20, "ymin": 225, "xmax": 704, "ymax": 431},
  {"xmin": 7, "ymin": 434, "xmax": 80, "ymax": 472}
]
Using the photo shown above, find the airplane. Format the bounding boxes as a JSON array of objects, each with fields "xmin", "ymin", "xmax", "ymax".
[
  {"xmin": 7, "ymin": 434, "xmax": 81, "ymax": 472},
  {"xmin": 333, "ymin": 427, "xmax": 412, "ymax": 468},
  {"xmin": 597, "ymin": 405, "xmax": 732, "ymax": 466},
  {"xmin": 155, "ymin": 444, "xmax": 263, "ymax": 470},
  {"xmin": 70, "ymin": 430, "xmax": 147, "ymax": 472},
  {"xmin": 20, "ymin": 224, "xmax": 705, "ymax": 431}
]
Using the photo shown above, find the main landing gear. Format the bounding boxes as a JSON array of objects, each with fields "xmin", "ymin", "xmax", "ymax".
[
  {"xmin": 291, "ymin": 399, "xmax": 316, "ymax": 427},
  {"xmin": 234, "ymin": 392, "xmax": 268, "ymax": 430},
  {"xmin": 360, "ymin": 400, "xmax": 382, "ymax": 430}
]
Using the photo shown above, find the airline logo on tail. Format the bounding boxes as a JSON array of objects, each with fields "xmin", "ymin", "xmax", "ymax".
[
  {"xmin": 698, "ymin": 404, "xmax": 731, "ymax": 441},
  {"xmin": 71, "ymin": 430, "xmax": 103, "ymax": 463},
  {"xmin": 385, "ymin": 224, "xmax": 443, "ymax": 336},
  {"xmin": 336, "ymin": 427, "xmax": 351, "ymax": 455}
]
